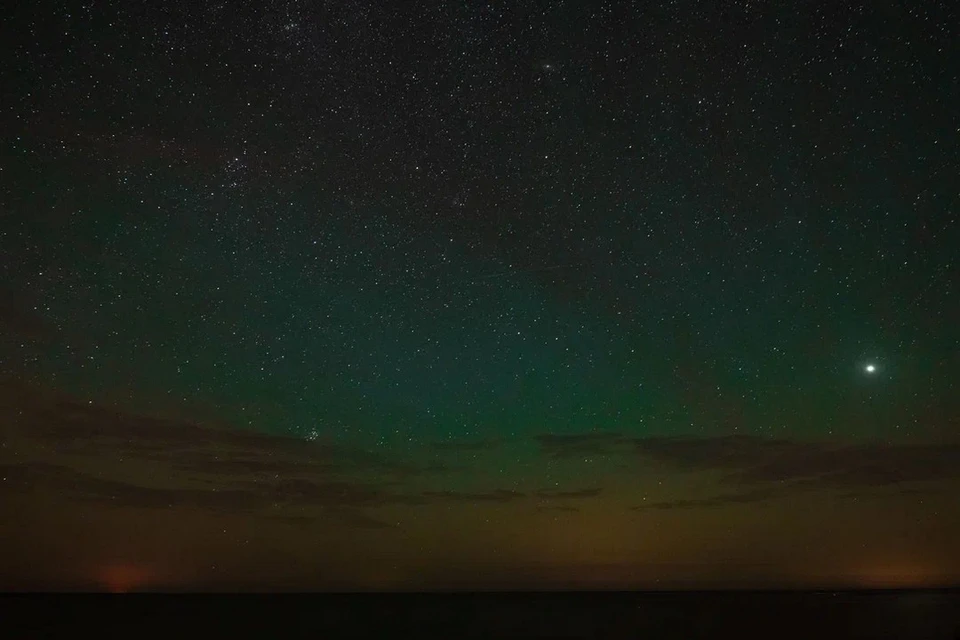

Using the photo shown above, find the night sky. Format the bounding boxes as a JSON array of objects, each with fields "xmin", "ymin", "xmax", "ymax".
[{"xmin": 2, "ymin": 1, "xmax": 958, "ymax": 592}]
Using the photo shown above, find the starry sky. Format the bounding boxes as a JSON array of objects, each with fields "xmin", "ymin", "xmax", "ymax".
[{"xmin": 1, "ymin": 0, "xmax": 958, "ymax": 591}]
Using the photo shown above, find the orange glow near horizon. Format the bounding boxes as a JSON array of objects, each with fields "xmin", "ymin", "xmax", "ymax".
[
  {"xmin": 850, "ymin": 559, "xmax": 948, "ymax": 589},
  {"xmin": 99, "ymin": 563, "xmax": 157, "ymax": 593}
]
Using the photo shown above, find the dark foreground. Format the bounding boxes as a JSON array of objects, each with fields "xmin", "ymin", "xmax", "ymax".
[{"xmin": 3, "ymin": 589, "xmax": 959, "ymax": 639}]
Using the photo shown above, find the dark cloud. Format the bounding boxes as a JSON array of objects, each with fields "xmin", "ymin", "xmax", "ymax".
[
  {"xmin": 1, "ymin": 388, "xmax": 551, "ymax": 528},
  {"xmin": 531, "ymin": 431, "xmax": 960, "ymax": 510},
  {"xmin": 420, "ymin": 461, "xmax": 453, "ymax": 474},
  {"xmin": 0, "ymin": 462, "xmax": 262, "ymax": 512},
  {"xmin": 331, "ymin": 510, "xmax": 398, "ymax": 530},
  {"xmin": 535, "ymin": 488, "xmax": 603, "ymax": 499},
  {"xmin": 430, "ymin": 438, "xmax": 502, "ymax": 452},
  {"xmin": 0, "ymin": 461, "xmax": 417, "ymax": 529},
  {"xmin": 630, "ymin": 435, "xmax": 960, "ymax": 489},
  {"xmin": 421, "ymin": 489, "xmax": 525, "ymax": 503},
  {"xmin": 170, "ymin": 453, "xmax": 336, "ymax": 477},
  {"xmin": 267, "ymin": 514, "xmax": 317, "ymax": 528},
  {"xmin": 536, "ymin": 505, "xmax": 580, "ymax": 513},
  {"xmin": 268, "ymin": 510, "xmax": 397, "ymax": 530},
  {"xmin": 8, "ymin": 391, "xmax": 441, "ymax": 480},
  {"xmin": 533, "ymin": 431, "xmax": 960, "ymax": 490},
  {"xmin": 2, "ymin": 387, "xmax": 555, "ymax": 526},
  {"xmin": 269, "ymin": 478, "xmax": 427, "ymax": 507},
  {"xmin": 631, "ymin": 488, "xmax": 776, "ymax": 511},
  {"xmin": 23, "ymin": 397, "xmax": 302, "ymax": 452},
  {"xmin": 534, "ymin": 433, "xmax": 627, "ymax": 458}
]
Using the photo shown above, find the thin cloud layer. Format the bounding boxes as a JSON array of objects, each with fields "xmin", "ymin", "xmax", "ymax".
[
  {"xmin": 632, "ymin": 488, "xmax": 777, "ymax": 511},
  {"xmin": 534, "ymin": 432, "xmax": 627, "ymax": 458},
  {"xmin": 421, "ymin": 489, "xmax": 526, "ymax": 503},
  {"xmin": 534, "ymin": 431, "xmax": 960, "ymax": 489},
  {"xmin": 1, "ymin": 461, "xmax": 264, "ymax": 512},
  {"xmin": 430, "ymin": 438, "xmax": 502, "ymax": 453},
  {"xmin": 631, "ymin": 435, "xmax": 960, "ymax": 488},
  {"xmin": 533, "ymin": 431, "xmax": 960, "ymax": 511},
  {"xmin": 536, "ymin": 505, "xmax": 580, "ymax": 513},
  {"xmin": 0, "ymin": 461, "xmax": 419, "ymax": 515},
  {"xmin": 2, "ymin": 386, "xmax": 603, "ymax": 525},
  {"xmin": 11, "ymin": 393, "xmax": 441, "ymax": 481},
  {"xmin": 536, "ymin": 488, "xmax": 603, "ymax": 499}
]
